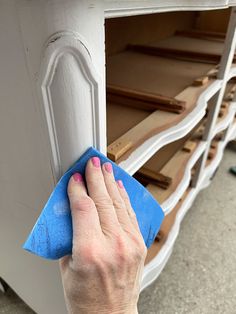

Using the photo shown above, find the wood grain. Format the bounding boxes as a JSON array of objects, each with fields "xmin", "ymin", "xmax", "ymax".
[
  {"xmin": 128, "ymin": 43, "xmax": 226, "ymax": 64},
  {"xmin": 107, "ymin": 51, "xmax": 214, "ymax": 162},
  {"xmin": 140, "ymin": 138, "xmax": 198, "ymax": 204},
  {"xmin": 175, "ymin": 29, "xmax": 226, "ymax": 41},
  {"xmin": 107, "ymin": 139, "xmax": 133, "ymax": 161},
  {"xmin": 182, "ymin": 140, "xmax": 197, "ymax": 153},
  {"xmin": 136, "ymin": 167, "xmax": 172, "ymax": 189},
  {"xmin": 107, "ymin": 84, "xmax": 186, "ymax": 113},
  {"xmin": 192, "ymin": 76, "xmax": 209, "ymax": 86},
  {"xmin": 127, "ymin": 34, "xmax": 236, "ymax": 66}
]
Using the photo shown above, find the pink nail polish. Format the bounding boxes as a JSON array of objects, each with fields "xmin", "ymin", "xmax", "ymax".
[
  {"xmin": 104, "ymin": 162, "xmax": 112, "ymax": 173},
  {"xmin": 117, "ymin": 180, "xmax": 124, "ymax": 188},
  {"xmin": 92, "ymin": 157, "xmax": 100, "ymax": 168},
  {"xmin": 73, "ymin": 173, "xmax": 83, "ymax": 183}
]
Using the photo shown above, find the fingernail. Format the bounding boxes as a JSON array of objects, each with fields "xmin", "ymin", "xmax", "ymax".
[
  {"xmin": 73, "ymin": 173, "xmax": 83, "ymax": 183},
  {"xmin": 104, "ymin": 162, "xmax": 112, "ymax": 173},
  {"xmin": 117, "ymin": 180, "xmax": 124, "ymax": 188},
  {"xmin": 92, "ymin": 157, "xmax": 100, "ymax": 168}
]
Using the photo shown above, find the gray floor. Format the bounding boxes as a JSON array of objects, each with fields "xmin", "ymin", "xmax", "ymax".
[{"xmin": 0, "ymin": 146, "xmax": 235, "ymax": 314}]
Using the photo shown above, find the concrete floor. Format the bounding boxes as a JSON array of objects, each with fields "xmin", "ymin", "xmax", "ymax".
[{"xmin": 0, "ymin": 146, "xmax": 235, "ymax": 314}]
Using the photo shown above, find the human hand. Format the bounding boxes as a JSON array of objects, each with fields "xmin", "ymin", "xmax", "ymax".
[{"xmin": 59, "ymin": 157, "xmax": 147, "ymax": 314}]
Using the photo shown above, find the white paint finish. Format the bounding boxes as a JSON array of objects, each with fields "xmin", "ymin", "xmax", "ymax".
[
  {"xmin": 197, "ymin": 8, "xmax": 236, "ymax": 183},
  {"xmin": 141, "ymin": 7, "xmax": 236, "ymax": 287},
  {"xmin": 0, "ymin": 1, "xmax": 105, "ymax": 313},
  {"xmin": 142, "ymin": 187, "xmax": 197, "ymax": 290},
  {"xmin": 211, "ymin": 103, "xmax": 236, "ymax": 139},
  {"xmin": 141, "ymin": 247, "xmax": 173, "ymax": 292},
  {"xmin": 162, "ymin": 141, "xmax": 207, "ymax": 215},
  {"xmin": 227, "ymin": 64, "xmax": 236, "ymax": 80},
  {"xmin": 18, "ymin": 0, "xmax": 107, "ymax": 165},
  {"xmin": 40, "ymin": 32, "xmax": 103, "ymax": 180},
  {"xmin": 142, "ymin": 120, "xmax": 236, "ymax": 290},
  {"xmin": 105, "ymin": 0, "xmax": 229, "ymax": 18},
  {"xmin": 140, "ymin": 36, "xmax": 236, "ymax": 292},
  {"xmin": 17, "ymin": 0, "xmax": 106, "ymax": 157},
  {"xmin": 200, "ymin": 121, "xmax": 236, "ymax": 188},
  {"xmin": 1, "ymin": 0, "xmax": 236, "ymax": 311},
  {"xmin": 0, "ymin": 2, "xmax": 67, "ymax": 313},
  {"xmin": 119, "ymin": 80, "xmax": 222, "ymax": 175},
  {"xmin": 218, "ymin": 8, "xmax": 236, "ymax": 80},
  {"xmin": 177, "ymin": 86, "xmax": 234, "ymax": 200}
]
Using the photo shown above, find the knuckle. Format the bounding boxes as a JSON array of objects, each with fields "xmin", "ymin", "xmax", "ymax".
[
  {"xmin": 73, "ymin": 242, "xmax": 103, "ymax": 267},
  {"xmin": 122, "ymin": 194, "xmax": 130, "ymax": 203},
  {"xmin": 132, "ymin": 251, "xmax": 144, "ymax": 263},
  {"xmin": 72, "ymin": 195, "xmax": 94, "ymax": 212},
  {"xmin": 94, "ymin": 195, "xmax": 113, "ymax": 208},
  {"xmin": 114, "ymin": 234, "xmax": 127, "ymax": 253},
  {"xmin": 114, "ymin": 234, "xmax": 135, "ymax": 265},
  {"xmin": 78, "ymin": 245, "xmax": 117, "ymax": 274},
  {"xmin": 124, "ymin": 197, "xmax": 132, "ymax": 208},
  {"xmin": 129, "ymin": 243, "xmax": 147, "ymax": 263},
  {"xmin": 129, "ymin": 233, "xmax": 147, "ymax": 259},
  {"xmin": 113, "ymin": 198, "xmax": 125, "ymax": 209}
]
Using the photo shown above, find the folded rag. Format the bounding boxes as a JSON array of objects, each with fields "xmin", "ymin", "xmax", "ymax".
[{"xmin": 23, "ymin": 147, "xmax": 164, "ymax": 260}]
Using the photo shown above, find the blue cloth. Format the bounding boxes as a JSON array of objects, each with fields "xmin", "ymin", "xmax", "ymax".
[{"xmin": 23, "ymin": 147, "xmax": 164, "ymax": 260}]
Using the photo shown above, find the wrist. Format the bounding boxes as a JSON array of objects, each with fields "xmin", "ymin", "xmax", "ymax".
[
  {"xmin": 110, "ymin": 307, "xmax": 138, "ymax": 314},
  {"xmin": 66, "ymin": 303, "xmax": 138, "ymax": 314},
  {"xmin": 106, "ymin": 304, "xmax": 138, "ymax": 314}
]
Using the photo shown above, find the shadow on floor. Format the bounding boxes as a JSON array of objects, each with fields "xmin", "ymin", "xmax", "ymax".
[{"xmin": 0, "ymin": 282, "xmax": 35, "ymax": 314}]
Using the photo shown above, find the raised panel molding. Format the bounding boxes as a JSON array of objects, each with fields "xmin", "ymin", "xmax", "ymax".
[{"xmin": 39, "ymin": 31, "xmax": 103, "ymax": 181}]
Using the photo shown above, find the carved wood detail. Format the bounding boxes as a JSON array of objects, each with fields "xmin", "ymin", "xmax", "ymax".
[{"xmin": 39, "ymin": 31, "xmax": 102, "ymax": 181}]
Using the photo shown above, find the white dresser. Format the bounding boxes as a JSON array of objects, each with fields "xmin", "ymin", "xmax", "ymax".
[{"xmin": 0, "ymin": 1, "xmax": 236, "ymax": 313}]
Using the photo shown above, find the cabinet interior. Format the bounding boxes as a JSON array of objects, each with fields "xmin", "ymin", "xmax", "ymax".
[{"xmin": 105, "ymin": 8, "xmax": 234, "ymax": 266}]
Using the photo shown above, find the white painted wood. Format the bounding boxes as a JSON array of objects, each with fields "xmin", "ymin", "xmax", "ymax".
[
  {"xmin": 18, "ymin": 2, "xmax": 107, "ymax": 178},
  {"xmin": 141, "ymin": 6, "xmax": 236, "ymax": 294},
  {"xmin": 0, "ymin": 1, "xmax": 105, "ymax": 313},
  {"xmin": 1, "ymin": 0, "xmax": 236, "ymax": 311},
  {"xmin": 162, "ymin": 141, "xmax": 207, "ymax": 215},
  {"xmin": 142, "ymin": 119, "xmax": 236, "ymax": 290},
  {"xmin": 211, "ymin": 102, "xmax": 236, "ymax": 139},
  {"xmin": 218, "ymin": 8, "xmax": 236, "ymax": 80},
  {"xmin": 119, "ymin": 80, "xmax": 222, "ymax": 175},
  {"xmin": 141, "ymin": 247, "xmax": 173, "ymax": 292},
  {"xmin": 190, "ymin": 152, "xmax": 205, "ymax": 188},
  {"xmin": 39, "ymin": 31, "xmax": 104, "ymax": 180},
  {"xmin": 227, "ymin": 64, "xmax": 236, "ymax": 80},
  {"xmin": 105, "ymin": 0, "xmax": 229, "ymax": 18},
  {"xmin": 195, "ymin": 8, "xmax": 236, "ymax": 186},
  {"xmin": 142, "ymin": 7, "xmax": 236, "ymax": 289},
  {"xmin": 200, "ymin": 120, "xmax": 236, "ymax": 188},
  {"xmin": 142, "ymin": 187, "xmax": 197, "ymax": 291}
]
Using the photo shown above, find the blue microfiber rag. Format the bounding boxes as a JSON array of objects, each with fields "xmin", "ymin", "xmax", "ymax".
[{"xmin": 23, "ymin": 147, "xmax": 164, "ymax": 260}]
